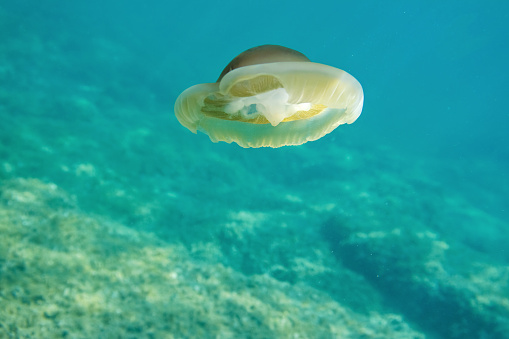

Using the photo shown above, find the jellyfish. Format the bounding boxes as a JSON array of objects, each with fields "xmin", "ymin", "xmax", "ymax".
[{"xmin": 174, "ymin": 45, "xmax": 363, "ymax": 148}]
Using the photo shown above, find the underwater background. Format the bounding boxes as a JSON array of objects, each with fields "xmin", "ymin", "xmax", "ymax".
[{"xmin": 0, "ymin": 0, "xmax": 508, "ymax": 338}]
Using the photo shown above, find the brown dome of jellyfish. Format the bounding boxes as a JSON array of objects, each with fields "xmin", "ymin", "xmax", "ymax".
[{"xmin": 174, "ymin": 45, "xmax": 364, "ymax": 148}]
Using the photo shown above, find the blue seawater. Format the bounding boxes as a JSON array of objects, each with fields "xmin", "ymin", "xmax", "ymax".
[{"xmin": 0, "ymin": 1, "xmax": 507, "ymax": 338}]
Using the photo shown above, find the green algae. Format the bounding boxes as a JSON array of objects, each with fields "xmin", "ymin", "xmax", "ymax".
[{"xmin": 0, "ymin": 178, "xmax": 424, "ymax": 338}]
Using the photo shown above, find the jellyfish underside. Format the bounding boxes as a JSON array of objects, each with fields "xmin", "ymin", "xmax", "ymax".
[
  {"xmin": 174, "ymin": 45, "xmax": 364, "ymax": 148},
  {"xmin": 202, "ymin": 75, "xmax": 326, "ymax": 126}
]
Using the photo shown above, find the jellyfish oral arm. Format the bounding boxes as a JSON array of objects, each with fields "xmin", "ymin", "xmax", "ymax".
[{"xmin": 223, "ymin": 88, "xmax": 312, "ymax": 126}]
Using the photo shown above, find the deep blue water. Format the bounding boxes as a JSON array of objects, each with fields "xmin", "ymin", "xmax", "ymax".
[
  {"xmin": 7, "ymin": 0, "xmax": 508, "ymax": 157},
  {"xmin": 1, "ymin": 1, "xmax": 508, "ymax": 338}
]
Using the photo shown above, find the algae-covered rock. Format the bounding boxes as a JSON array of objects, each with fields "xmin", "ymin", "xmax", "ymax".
[
  {"xmin": 321, "ymin": 218, "xmax": 509, "ymax": 339},
  {"xmin": 0, "ymin": 178, "xmax": 426, "ymax": 338}
]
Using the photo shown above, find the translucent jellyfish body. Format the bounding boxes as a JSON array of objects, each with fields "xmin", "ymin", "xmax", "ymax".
[{"xmin": 175, "ymin": 45, "xmax": 364, "ymax": 148}]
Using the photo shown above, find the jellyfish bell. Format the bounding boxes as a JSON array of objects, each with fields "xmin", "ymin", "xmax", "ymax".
[
  {"xmin": 216, "ymin": 45, "xmax": 311, "ymax": 82},
  {"xmin": 174, "ymin": 45, "xmax": 364, "ymax": 148}
]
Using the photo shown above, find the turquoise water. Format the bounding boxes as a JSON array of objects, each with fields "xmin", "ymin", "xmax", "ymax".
[{"xmin": 0, "ymin": 1, "xmax": 508, "ymax": 338}]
